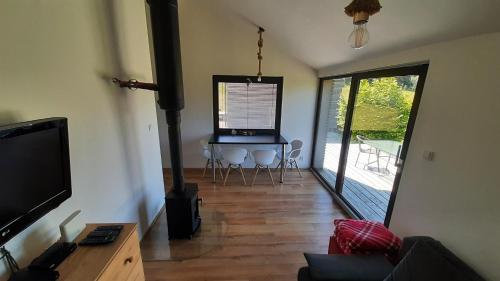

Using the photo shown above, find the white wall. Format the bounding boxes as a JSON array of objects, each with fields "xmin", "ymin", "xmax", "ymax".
[
  {"xmin": 0, "ymin": 1, "xmax": 164, "ymax": 279},
  {"xmin": 157, "ymin": 0, "xmax": 318, "ymax": 169},
  {"xmin": 320, "ymin": 33, "xmax": 500, "ymax": 280}
]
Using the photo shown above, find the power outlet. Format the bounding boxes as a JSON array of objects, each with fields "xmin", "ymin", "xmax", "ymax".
[{"xmin": 423, "ymin": 150, "xmax": 435, "ymax": 161}]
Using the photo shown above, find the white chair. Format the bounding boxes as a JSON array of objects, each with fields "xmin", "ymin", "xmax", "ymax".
[
  {"xmin": 222, "ymin": 148, "xmax": 248, "ymax": 185},
  {"xmin": 200, "ymin": 139, "xmax": 224, "ymax": 179},
  {"xmin": 354, "ymin": 135, "xmax": 378, "ymax": 170},
  {"xmin": 251, "ymin": 150, "xmax": 277, "ymax": 186},
  {"xmin": 276, "ymin": 139, "xmax": 303, "ymax": 177}
]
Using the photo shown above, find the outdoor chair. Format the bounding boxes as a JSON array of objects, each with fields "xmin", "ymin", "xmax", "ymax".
[{"xmin": 355, "ymin": 135, "xmax": 378, "ymax": 169}]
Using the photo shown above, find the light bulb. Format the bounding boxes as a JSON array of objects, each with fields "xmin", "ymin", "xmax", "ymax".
[{"xmin": 348, "ymin": 23, "xmax": 369, "ymax": 49}]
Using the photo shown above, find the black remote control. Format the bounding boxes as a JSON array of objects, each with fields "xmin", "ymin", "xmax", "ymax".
[
  {"xmin": 78, "ymin": 225, "xmax": 123, "ymax": 246},
  {"xmin": 79, "ymin": 236, "xmax": 115, "ymax": 245},
  {"xmin": 87, "ymin": 230, "xmax": 113, "ymax": 238},
  {"xmin": 95, "ymin": 225, "xmax": 123, "ymax": 231}
]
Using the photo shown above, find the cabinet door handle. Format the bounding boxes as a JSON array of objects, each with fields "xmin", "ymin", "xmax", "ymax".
[{"xmin": 124, "ymin": 257, "xmax": 133, "ymax": 265}]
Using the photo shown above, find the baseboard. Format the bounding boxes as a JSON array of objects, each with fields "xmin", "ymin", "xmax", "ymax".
[{"xmin": 140, "ymin": 203, "xmax": 165, "ymax": 242}]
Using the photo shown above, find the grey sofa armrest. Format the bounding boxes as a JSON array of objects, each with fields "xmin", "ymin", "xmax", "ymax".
[
  {"xmin": 303, "ymin": 253, "xmax": 394, "ymax": 281},
  {"xmin": 298, "ymin": 267, "xmax": 314, "ymax": 281},
  {"xmin": 398, "ymin": 236, "xmax": 435, "ymax": 258},
  {"xmin": 386, "ymin": 237, "xmax": 485, "ymax": 281}
]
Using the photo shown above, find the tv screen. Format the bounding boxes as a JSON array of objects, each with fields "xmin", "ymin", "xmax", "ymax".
[{"xmin": 0, "ymin": 118, "xmax": 71, "ymax": 246}]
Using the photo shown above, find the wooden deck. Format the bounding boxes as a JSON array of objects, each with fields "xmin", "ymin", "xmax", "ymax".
[
  {"xmin": 141, "ymin": 169, "xmax": 347, "ymax": 281},
  {"xmin": 319, "ymin": 132, "xmax": 396, "ymax": 222}
]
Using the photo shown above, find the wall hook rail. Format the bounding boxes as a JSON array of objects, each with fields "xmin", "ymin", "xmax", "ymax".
[{"xmin": 112, "ymin": 78, "xmax": 159, "ymax": 91}]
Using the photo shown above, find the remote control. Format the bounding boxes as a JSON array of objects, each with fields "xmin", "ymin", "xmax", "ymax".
[
  {"xmin": 78, "ymin": 225, "xmax": 123, "ymax": 246},
  {"xmin": 95, "ymin": 225, "xmax": 123, "ymax": 231}
]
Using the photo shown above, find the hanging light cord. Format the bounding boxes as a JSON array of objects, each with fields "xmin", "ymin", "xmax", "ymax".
[
  {"xmin": 257, "ymin": 27, "xmax": 265, "ymax": 81},
  {"xmin": 0, "ymin": 246, "xmax": 19, "ymax": 274},
  {"xmin": 246, "ymin": 82, "xmax": 249, "ymax": 129}
]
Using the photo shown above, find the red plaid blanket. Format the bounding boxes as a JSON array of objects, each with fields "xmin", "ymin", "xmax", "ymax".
[{"xmin": 333, "ymin": 219, "xmax": 401, "ymax": 256}]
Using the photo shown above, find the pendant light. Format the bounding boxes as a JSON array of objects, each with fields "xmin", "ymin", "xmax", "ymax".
[
  {"xmin": 345, "ymin": 0, "xmax": 381, "ymax": 49},
  {"xmin": 256, "ymin": 27, "xmax": 265, "ymax": 82}
]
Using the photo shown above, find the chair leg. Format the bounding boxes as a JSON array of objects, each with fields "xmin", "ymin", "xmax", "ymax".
[
  {"xmin": 385, "ymin": 154, "xmax": 390, "ymax": 172},
  {"xmin": 376, "ymin": 150, "xmax": 381, "ymax": 172},
  {"xmin": 365, "ymin": 151, "xmax": 372, "ymax": 169},
  {"xmin": 251, "ymin": 165, "xmax": 260, "ymax": 186},
  {"xmin": 293, "ymin": 159, "xmax": 302, "ymax": 177},
  {"xmin": 217, "ymin": 160, "xmax": 224, "ymax": 180},
  {"xmin": 223, "ymin": 164, "xmax": 232, "ymax": 185},
  {"xmin": 355, "ymin": 151, "xmax": 361, "ymax": 167},
  {"xmin": 239, "ymin": 164, "xmax": 247, "ymax": 185},
  {"xmin": 202, "ymin": 159, "xmax": 210, "ymax": 177},
  {"xmin": 267, "ymin": 166, "xmax": 275, "ymax": 186}
]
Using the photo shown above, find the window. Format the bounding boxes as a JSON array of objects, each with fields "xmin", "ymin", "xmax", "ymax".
[
  {"xmin": 311, "ymin": 64, "xmax": 428, "ymax": 226},
  {"xmin": 213, "ymin": 75, "xmax": 283, "ymax": 135}
]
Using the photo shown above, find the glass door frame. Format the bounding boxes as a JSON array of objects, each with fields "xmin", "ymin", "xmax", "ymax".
[{"xmin": 311, "ymin": 63, "xmax": 429, "ymax": 226}]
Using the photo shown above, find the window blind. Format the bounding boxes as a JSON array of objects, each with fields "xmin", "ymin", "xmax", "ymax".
[{"xmin": 218, "ymin": 82, "xmax": 277, "ymax": 129}]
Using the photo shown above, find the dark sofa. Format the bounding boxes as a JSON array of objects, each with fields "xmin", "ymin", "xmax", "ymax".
[{"xmin": 298, "ymin": 236, "xmax": 485, "ymax": 281}]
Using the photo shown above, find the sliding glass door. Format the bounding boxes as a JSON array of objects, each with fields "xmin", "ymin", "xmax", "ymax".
[
  {"xmin": 312, "ymin": 77, "xmax": 351, "ymax": 184},
  {"xmin": 312, "ymin": 65, "xmax": 428, "ymax": 225}
]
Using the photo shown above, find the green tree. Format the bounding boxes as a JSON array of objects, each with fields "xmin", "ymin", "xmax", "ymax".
[
  {"xmin": 337, "ymin": 77, "xmax": 412, "ymax": 141},
  {"xmin": 396, "ymin": 76, "xmax": 417, "ymax": 90}
]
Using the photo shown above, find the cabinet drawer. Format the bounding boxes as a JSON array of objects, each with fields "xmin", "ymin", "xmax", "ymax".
[{"xmin": 98, "ymin": 231, "xmax": 144, "ymax": 281}]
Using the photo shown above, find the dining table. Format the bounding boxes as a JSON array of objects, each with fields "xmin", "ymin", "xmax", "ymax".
[{"xmin": 208, "ymin": 134, "xmax": 289, "ymax": 183}]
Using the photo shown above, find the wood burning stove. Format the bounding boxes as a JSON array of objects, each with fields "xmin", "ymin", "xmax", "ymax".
[
  {"xmin": 113, "ymin": 0, "xmax": 201, "ymax": 239},
  {"xmin": 165, "ymin": 184, "xmax": 201, "ymax": 239},
  {"xmin": 148, "ymin": 0, "xmax": 201, "ymax": 240}
]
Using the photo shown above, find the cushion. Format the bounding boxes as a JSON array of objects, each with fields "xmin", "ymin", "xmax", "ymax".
[
  {"xmin": 304, "ymin": 253, "xmax": 394, "ymax": 281},
  {"xmin": 334, "ymin": 219, "xmax": 401, "ymax": 257},
  {"xmin": 384, "ymin": 240, "xmax": 485, "ymax": 281},
  {"xmin": 328, "ymin": 235, "xmax": 343, "ymax": 254}
]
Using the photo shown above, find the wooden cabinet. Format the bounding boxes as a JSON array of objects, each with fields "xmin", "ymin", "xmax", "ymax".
[{"xmin": 56, "ymin": 223, "xmax": 145, "ymax": 281}]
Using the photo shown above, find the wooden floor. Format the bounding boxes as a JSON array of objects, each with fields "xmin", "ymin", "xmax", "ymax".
[
  {"xmin": 316, "ymin": 168, "xmax": 390, "ymax": 222},
  {"xmin": 141, "ymin": 169, "xmax": 347, "ymax": 281},
  {"xmin": 321, "ymin": 132, "xmax": 394, "ymax": 222}
]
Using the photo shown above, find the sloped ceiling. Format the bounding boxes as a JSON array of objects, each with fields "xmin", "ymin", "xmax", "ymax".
[{"xmin": 212, "ymin": 0, "xmax": 500, "ymax": 69}]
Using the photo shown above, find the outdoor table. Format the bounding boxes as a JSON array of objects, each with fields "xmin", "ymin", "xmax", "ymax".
[{"xmin": 362, "ymin": 139, "xmax": 402, "ymax": 173}]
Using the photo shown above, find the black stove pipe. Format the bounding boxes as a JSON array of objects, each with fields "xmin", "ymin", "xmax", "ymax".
[
  {"xmin": 147, "ymin": 0, "xmax": 185, "ymax": 193},
  {"xmin": 165, "ymin": 111, "xmax": 184, "ymax": 192}
]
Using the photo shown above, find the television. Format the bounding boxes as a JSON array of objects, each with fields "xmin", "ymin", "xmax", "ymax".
[{"xmin": 0, "ymin": 117, "xmax": 71, "ymax": 246}]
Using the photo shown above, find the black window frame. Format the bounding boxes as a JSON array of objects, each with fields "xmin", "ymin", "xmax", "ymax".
[{"xmin": 212, "ymin": 75, "xmax": 284, "ymax": 137}]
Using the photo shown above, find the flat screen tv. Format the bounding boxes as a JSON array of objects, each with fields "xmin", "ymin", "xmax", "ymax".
[{"xmin": 0, "ymin": 117, "xmax": 71, "ymax": 246}]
